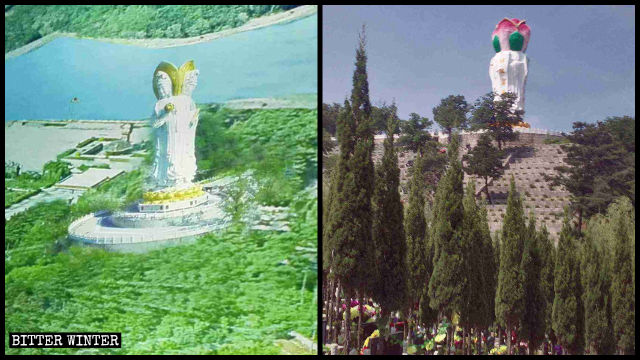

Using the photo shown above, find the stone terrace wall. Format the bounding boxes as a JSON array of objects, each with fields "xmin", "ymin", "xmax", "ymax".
[{"xmin": 371, "ymin": 130, "xmax": 571, "ymax": 242}]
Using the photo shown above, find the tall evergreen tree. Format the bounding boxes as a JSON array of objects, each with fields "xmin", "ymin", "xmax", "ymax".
[
  {"xmin": 371, "ymin": 102, "xmax": 407, "ymax": 314},
  {"xmin": 405, "ymin": 143, "xmax": 437, "ymax": 332},
  {"xmin": 520, "ymin": 211, "xmax": 545, "ymax": 354},
  {"xmin": 461, "ymin": 181, "xmax": 493, "ymax": 354},
  {"xmin": 537, "ymin": 224, "xmax": 556, "ymax": 350},
  {"xmin": 324, "ymin": 25, "xmax": 376, "ymax": 353},
  {"xmin": 495, "ymin": 177, "xmax": 526, "ymax": 355},
  {"xmin": 611, "ymin": 198, "xmax": 635, "ymax": 355},
  {"xmin": 552, "ymin": 208, "xmax": 583, "ymax": 354},
  {"xmin": 581, "ymin": 231, "xmax": 615, "ymax": 354},
  {"xmin": 428, "ymin": 131, "xmax": 465, "ymax": 353},
  {"xmin": 478, "ymin": 200, "xmax": 497, "ymax": 352}
]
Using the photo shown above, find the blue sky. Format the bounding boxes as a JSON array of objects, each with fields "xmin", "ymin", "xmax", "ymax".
[{"xmin": 323, "ymin": 5, "xmax": 635, "ymax": 132}]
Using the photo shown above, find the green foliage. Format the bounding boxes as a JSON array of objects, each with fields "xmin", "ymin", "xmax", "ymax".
[
  {"xmin": 321, "ymin": 102, "xmax": 340, "ymax": 136},
  {"xmin": 610, "ymin": 197, "xmax": 635, "ymax": 354},
  {"xmin": 405, "ymin": 150, "xmax": 429, "ymax": 311},
  {"xmin": 5, "ymin": 188, "xmax": 41, "ymax": 208},
  {"xmin": 371, "ymin": 102, "xmax": 407, "ymax": 312},
  {"xmin": 545, "ymin": 116, "xmax": 635, "ymax": 232},
  {"xmin": 329, "ymin": 28, "xmax": 376, "ymax": 302},
  {"xmin": 432, "ymin": 95, "xmax": 469, "ymax": 136},
  {"xmin": 5, "ymin": 105, "xmax": 317, "ymax": 354},
  {"xmin": 398, "ymin": 112, "xmax": 434, "ymax": 154},
  {"xmin": 460, "ymin": 181, "xmax": 496, "ymax": 333},
  {"xmin": 5, "ymin": 5, "xmax": 296, "ymax": 53},
  {"xmin": 552, "ymin": 208, "xmax": 583, "ymax": 354},
  {"xmin": 519, "ymin": 211, "xmax": 545, "ymax": 351},
  {"xmin": 543, "ymin": 136, "xmax": 570, "ymax": 144},
  {"xmin": 462, "ymin": 133, "xmax": 504, "ymax": 204},
  {"xmin": 56, "ymin": 148, "xmax": 77, "ymax": 160},
  {"xmin": 495, "ymin": 177, "xmax": 525, "ymax": 352},
  {"xmin": 470, "ymin": 92, "xmax": 523, "ymax": 150},
  {"xmin": 537, "ymin": 225, "xmax": 555, "ymax": 344},
  {"xmin": 580, "ymin": 231, "xmax": 615, "ymax": 354},
  {"xmin": 195, "ymin": 106, "xmax": 317, "ymax": 207},
  {"xmin": 428, "ymin": 133, "xmax": 465, "ymax": 318}
]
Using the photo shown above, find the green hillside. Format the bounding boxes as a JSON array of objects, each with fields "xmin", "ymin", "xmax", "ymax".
[
  {"xmin": 5, "ymin": 5, "xmax": 298, "ymax": 53},
  {"xmin": 4, "ymin": 106, "xmax": 318, "ymax": 355}
]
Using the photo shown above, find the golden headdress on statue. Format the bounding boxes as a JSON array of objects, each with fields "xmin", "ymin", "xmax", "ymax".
[{"xmin": 153, "ymin": 60, "xmax": 199, "ymax": 100}]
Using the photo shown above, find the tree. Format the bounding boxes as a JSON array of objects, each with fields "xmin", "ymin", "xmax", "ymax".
[
  {"xmin": 478, "ymin": 200, "xmax": 497, "ymax": 352},
  {"xmin": 346, "ymin": 26, "xmax": 377, "ymax": 352},
  {"xmin": 545, "ymin": 116, "xmax": 635, "ymax": 233},
  {"xmin": 371, "ymin": 102, "xmax": 396, "ymax": 134},
  {"xmin": 552, "ymin": 208, "xmax": 583, "ymax": 354},
  {"xmin": 432, "ymin": 95, "xmax": 468, "ymax": 137},
  {"xmin": 460, "ymin": 181, "xmax": 494, "ymax": 354},
  {"xmin": 462, "ymin": 132, "xmax": 504, "ymax": 204},
  {"xmin": 495, "ymin": 177, "xmax": 526, "ymax": 355},
  {"xmin": 322, "ymin": 102, "xmax": 341, "ymax": 136},
  {"xmin": 405, "ymin": 144, "xmax": 436, "ymax": 333},
  {"xmin": 398, "ymin": 112, "xmax": 433, "ymax": 155},
  {"xmin": 371, "ymin": 102, "xmax": 407, "ymax": 316},
  {"xmin": 428, "ymin": 131, "xmax": 465, "ymax": 353},
  {"xmin": 537, "ymin": 224, "xmax": 556, "ymax": 351},
  {"xmin": 470, "ymin": 92, "xmax": 523, "ymax": 151},
  {"xmin": 581, "ymin": 230, "xmax": 615, "ymax": 354},
  {"xmin": 520, "ymin": 211, "xmax": 545, "ymax": 354},
  {"xmin": 610, "ymin": 197, "xmax": 635, "ymax": 355}
]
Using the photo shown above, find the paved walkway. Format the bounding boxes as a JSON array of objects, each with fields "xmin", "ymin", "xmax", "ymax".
[{"xmin": 5, "ymin": 187, "xmax": 83, "ymax": 220}]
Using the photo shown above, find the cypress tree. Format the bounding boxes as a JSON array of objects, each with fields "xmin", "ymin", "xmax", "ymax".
[
  {"xmin": 460, "ymin": 180, "xmax": 486, "ymax": 354},
  {"xmin": 405, "ymin": 142, "xmax": 436, "ymax": 334},
  {"xmin": 371, "ymin": 102, "xmax": 407, "ymax": 314},
  {"xmin": 552, "ymin": 208, "xmax": 582, "ymax": 354},
  {"xmin": 428, "ymin": 132, "xmax": 465, "ymax": 353},
  {"xmin": 611, "ymin": 198, "xmax": 635, "ymax": 355},
  {"xmin": 581, "ymin": 231, "xmax": 615, "ymax": 354},
  {"xmin": 537, "ymin": 224, "xmax": 556, "ymax": 351},
  {"xmin": 478, "ymin": 201, "xmax": 497, "ymax": 353},
  {"xmin": 325, "ymin": 25, "xmax": 376, "ymax": 353},
  {"xmin": 520, "ymin": 211, "xmax": 545, "ymax": 354},
  {"xmin": 495, "ymin": 177, "xmax": 526, "ymax": 355}
]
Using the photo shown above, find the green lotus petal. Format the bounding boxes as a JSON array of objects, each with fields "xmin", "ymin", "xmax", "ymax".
[
  {"xmin": 493, "ymin": 35, "xmax": 501, "ymax": 52},
  {"xmin": 509, "ymin": 31, "xmax": 524, "ymax": 51}
]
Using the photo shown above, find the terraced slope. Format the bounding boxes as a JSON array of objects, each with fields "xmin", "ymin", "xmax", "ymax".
[
  {"xmin": 369, "ymin": 131, "xmax": 571, "ymax": 241},
  {"xmin": 463, "ymin": 142, "xmax": 570, "ymax": 241}
]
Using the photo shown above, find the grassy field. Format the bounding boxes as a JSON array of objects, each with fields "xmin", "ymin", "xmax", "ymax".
[{"xmin": 4, "ymin": 106, "xmax": 318, "ymax": 355}]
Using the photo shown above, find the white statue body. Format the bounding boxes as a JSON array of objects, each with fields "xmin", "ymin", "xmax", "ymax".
[
  {"xmin": 489, "ymin": 18, "xmax": 531, "ymax": 113},
  {"xmin": 150, "ymin": 61, "xmax": 200, "ymax": 189},
  {"xmin": 489, "ymin": 50, "xmax": 528, "ymax": 112}
]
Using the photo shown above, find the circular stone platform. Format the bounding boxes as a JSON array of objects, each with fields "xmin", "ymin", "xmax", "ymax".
[{"xmin": 68, "ymin": 190, "xmax": 230, "ymax": 253}]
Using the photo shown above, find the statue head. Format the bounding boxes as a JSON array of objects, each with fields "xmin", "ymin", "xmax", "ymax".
[
  {"xmin": 151, "ymin": 60, "xmax": 200, "ymax": 124},
  {"xmin": 491, "ymin": 18, "xmax": 531, "ymax": 53},
  {"xmin": 152, "ymin": 60, "xmax": 199, "ymax": 100}
]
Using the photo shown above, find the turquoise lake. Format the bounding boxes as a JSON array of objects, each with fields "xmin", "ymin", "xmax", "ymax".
[{"xmin": 5, "ymin": 14, "xmax": 317, "ymax": 121}]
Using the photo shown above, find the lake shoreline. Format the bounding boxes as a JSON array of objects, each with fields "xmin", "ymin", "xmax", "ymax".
[{"xmin": 5, "ymin": 5, "xmax": 317, "ymax": 61}]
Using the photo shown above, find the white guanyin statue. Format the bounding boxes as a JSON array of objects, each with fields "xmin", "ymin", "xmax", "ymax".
[
  {"xmin": 489, "ymin": 18, "xmax": 531, "ymax": 113},
  {"xmin": 151, "ymin": 60, "xmax": 200, "ymax": 189}
]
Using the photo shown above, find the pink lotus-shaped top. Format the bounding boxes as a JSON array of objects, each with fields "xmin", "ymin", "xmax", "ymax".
[{"xmin": 491, "ymin": 18, "xmax": 531, "ymax": 53}]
